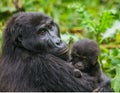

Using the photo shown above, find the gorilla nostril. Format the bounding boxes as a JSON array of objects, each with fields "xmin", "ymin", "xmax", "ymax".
[
  {"xmin": 56, "ymin": 42, "xmax": 61, "ymax": 45},
  {"xmin": 56, "ymin": 39, "xmax": 62, "ymax": 46}
]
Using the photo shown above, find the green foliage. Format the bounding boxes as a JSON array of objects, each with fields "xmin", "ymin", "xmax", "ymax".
[
  {"xmin": 0, "ymin": 0, "xmax": 15, "ymax": 13},
  {"xmin": 96, "ymin": 11, "xmax": 116, "ymax": 42},
  {"xmin": 100, "ymin": 47, "xmax": 120, "ymax": 77},
  {"xmin": 98, "ymin": 11, "xmax": 115, "ymax": 31},
  {"xmin": 112, "ymin": 64, "xmax": 120, "ymax": 92}
]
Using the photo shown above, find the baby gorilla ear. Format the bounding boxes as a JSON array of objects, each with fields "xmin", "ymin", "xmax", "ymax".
[{"xmin": 91, "ymin": 56, "xmax": 98, "ymax": 66}]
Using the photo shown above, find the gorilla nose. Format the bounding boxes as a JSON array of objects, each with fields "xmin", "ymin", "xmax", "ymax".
[{"xmin": 55, "ymin": 38, "xmax": 62, "ymax": 46}]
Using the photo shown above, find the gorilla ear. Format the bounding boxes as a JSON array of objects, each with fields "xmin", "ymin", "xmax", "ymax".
[
  {"xmin": 92, "ymin": 56, "xmax": 98, "ymax": 65},
  {"xmin": 14, "ymin": 35, "xmax": 23, "ymax": 47}
]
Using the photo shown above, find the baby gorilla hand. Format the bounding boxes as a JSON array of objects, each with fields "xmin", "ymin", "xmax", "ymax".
[
  {"xmin": 66, "ymin": 62, "xmax": 82, "ymax": 78},
  {"xmin": 73, "ymin": 69, "xmax": 82, "ymax": 78}
]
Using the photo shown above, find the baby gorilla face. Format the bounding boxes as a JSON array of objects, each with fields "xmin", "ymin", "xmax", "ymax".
[
  {"xmin": 71, "ymin": 53, "xmax": 89, "ymax": 71},
  {"xmin": 71, "ymin": 39, "xmax": 100, "ymax": 72}
]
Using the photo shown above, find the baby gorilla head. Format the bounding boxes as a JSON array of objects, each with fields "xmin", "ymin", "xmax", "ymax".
[{"xmin": 71, "ymin": 39, "xmax": 100, "ymax": 72}]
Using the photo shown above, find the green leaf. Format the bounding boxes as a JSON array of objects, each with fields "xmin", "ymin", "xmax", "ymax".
[{"xmin": 111, "ymin": 64, "xmax": 120, "ymax": 92}]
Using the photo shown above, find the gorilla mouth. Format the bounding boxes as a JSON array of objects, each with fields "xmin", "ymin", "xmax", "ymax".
[{"xmin": 57, "ymin": 47, "xmax": 69, "ymax": 55}]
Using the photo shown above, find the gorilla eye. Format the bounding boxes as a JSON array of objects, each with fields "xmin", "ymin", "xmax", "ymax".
[
  {"xmin": 47, "ymin": 24, "xmax": 52, "ymax": 29},
  {"xmin": 37, "ymin": 29, "xmax": 46, "ymax": 35}
]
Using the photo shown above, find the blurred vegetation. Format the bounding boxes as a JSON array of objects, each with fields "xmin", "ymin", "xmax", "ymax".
[{"xmin": 0, "ymin": 0, "xmax": 120, "ymax": 91}]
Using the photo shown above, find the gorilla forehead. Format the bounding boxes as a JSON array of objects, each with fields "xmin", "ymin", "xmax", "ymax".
[{"xmin": 13, "ymin": 12, "xmax": 52, "ymax": 26}]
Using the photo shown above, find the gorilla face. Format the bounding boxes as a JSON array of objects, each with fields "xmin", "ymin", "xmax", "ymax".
[
  {"xmin": 4, "ymin": 12, "xmax": 69, "ymax": 58},
  {"xmin": 71, "ymin": 39, "xmax": 99, "ymax": 72}
]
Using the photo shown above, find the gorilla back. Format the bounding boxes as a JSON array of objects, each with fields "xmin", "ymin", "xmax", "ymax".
[{"xmin": 0, "ymin": 12, "xmax": 92, "ymax": 92}]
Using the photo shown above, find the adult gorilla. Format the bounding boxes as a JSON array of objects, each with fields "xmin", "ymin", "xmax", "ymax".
[{"xmin": 0, "ymin": 12, "xmax": 93, "ymax": 92}]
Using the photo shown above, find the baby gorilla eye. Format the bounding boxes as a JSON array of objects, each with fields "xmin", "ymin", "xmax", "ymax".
[{"xmin": 83, "ymin": 58, "xmax": 87, "ymax": 62}]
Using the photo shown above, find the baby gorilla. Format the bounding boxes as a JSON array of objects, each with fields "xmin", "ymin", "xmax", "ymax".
[{"xmin": 71, "ymin": 39, "xmax": 113, "ymax": 92}]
